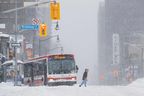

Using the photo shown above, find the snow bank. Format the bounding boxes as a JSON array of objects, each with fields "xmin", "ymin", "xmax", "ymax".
[
  {"xmin": 0, "ymin": 82, "xmax": 144, "ymax": 96},
  {"xmin": 0, "ymin": 82, "xmax": 14, "ymax": 87},
  {"xmin": 0, "ymin": 83, "xmax": 99, "ymax": 96},
  {"xmin": 128, "ymin": 78, "xmax": 144, "ymax": 88}
]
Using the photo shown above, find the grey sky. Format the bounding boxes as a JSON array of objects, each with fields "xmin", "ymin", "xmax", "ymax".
[{"xmin": 59, "ymin": 0, "xmax": 103, "ymax": 84}]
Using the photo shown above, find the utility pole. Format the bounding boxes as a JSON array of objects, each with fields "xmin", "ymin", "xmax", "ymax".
[
  {"xmin": 14, "ymin": 0, "xmax": 18, "ymax": 86},
  {"xmin": 32, "ymin": 0, "xmax": 38, "ymax": 58},
  {"xmin": 141, "ymin": 48, "xmax": 144, "ymax": 77}
]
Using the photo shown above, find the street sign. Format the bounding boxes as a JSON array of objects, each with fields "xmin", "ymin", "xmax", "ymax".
[
  {"xmin": 19, "ymin": 25, "xmax": 39, "ymax": 30},
  {"xmin": 26, "ymin": 43, "xmax": 32, "ymax": 49},
  {"xmin": 32, "ymin": 18, "xmax": 40, "ymax": 25},
  {"xmin": 112, "ymin": 33, "xmax": 120, "ymax": 65},
  {"xmin": 11, "ymin": 43, "xmax": 21, "ymax": 47}
]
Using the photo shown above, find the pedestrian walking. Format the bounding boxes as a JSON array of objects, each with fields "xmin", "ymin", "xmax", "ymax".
[{"xmin": 79, "ymin": 68, "xmax": 88, "ymax": 87}]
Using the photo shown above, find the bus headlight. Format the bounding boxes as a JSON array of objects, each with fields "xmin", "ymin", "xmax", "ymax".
[
  {"xmin": 71, "ymin": 77, "xmax": 76, "ymax": 81},
  {"xmin": 49, "ymin": 79, "xmax": 54, "ymax": 82}
]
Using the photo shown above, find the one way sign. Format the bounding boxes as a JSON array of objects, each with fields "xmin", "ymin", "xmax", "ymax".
[{"xmin": 11, "ymin": 43, "xmax": 21, "ymax": 47}]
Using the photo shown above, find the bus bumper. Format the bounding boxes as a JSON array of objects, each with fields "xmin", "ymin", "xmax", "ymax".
[{"xmin": 48, "ymin": 81, "xmax": 77, "ymax": 86}]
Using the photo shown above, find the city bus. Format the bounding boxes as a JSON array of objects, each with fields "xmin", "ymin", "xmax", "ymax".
[{"xmin": 23, "ymin": 54, "xmax": 77, "ymax": 86}]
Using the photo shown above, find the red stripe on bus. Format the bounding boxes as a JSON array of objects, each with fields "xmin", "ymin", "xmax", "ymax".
[{"xmin": 48, "ymin": 77, "xmax": 76, "ymax": 80}]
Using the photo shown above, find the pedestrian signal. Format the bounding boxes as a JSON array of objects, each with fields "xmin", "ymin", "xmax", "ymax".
[
  {"xmin": 39, "ymin": 23, "xmax": 47, "ymax": 37},
  {"xmin": 50, "ymin": 2, "xmax": 60, "ymax": 20},
  {"xmin": 9, "ymin": 49, "xmax": 14, "ymax": 60}
]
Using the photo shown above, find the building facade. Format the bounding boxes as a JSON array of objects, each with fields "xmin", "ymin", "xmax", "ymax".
[
  {"xmin": 0, "ymin": 0, "xmax": 24, "ymax": 34},
  {"xmin": 98, "ymin": 0, "xmax": 144, "ymax": 85}
]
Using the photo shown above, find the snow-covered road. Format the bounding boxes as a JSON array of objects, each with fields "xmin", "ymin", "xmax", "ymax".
[{"xmin": 0, "ymin": 79, "xmax": 144, "ymax": 96}]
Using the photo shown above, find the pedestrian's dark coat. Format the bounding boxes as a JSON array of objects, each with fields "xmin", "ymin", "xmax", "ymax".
[{"xmin": 82, "ymin": 71, "xmax": 88, "ymax": 80}]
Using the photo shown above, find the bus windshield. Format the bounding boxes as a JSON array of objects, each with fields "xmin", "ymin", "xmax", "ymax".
[{"xmin": 48, "ymin": 59, "xmax": 75, "ymax": 74}]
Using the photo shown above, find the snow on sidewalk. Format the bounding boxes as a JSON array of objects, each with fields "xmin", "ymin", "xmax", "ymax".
[{"xmin": 0, "ymin": 79, "xmax": 144, "ymax": 96}]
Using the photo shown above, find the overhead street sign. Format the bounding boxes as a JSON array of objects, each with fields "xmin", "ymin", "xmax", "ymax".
[
  {"xmin": 11, "ymin": 43, "xmax": 21, "ymax": 47},
  {"xmin": 19, "ymin": 25, "xmax": 39, "ymax": 30}
]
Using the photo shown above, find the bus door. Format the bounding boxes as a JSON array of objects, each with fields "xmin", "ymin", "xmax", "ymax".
[
  {"xmin": 34, "ymin": 59, "xmax": 47, "ymax": 86},
  {"xmin": 31, "ymin": 63, "xmax": 34, "ymax": 86},
  {"xmin": 43, "ymin": 60, "xmax": 47, "ymax": 85}
]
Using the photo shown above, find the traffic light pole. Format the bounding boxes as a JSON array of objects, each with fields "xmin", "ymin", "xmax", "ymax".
[
  {"xmin": 1, "ymin": 1, "xmax": 56, "ymax": 14},
  {"xmin": 2, "ymin": 2, "xmax": 46, "ymax": 13},
  {"xmin": 14, "ymin": 0, "xmax": 18, "ymax": 86}
]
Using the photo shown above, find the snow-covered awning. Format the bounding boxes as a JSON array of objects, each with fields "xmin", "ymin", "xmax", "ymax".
[
  {"xmin": 0, "ymin": 32, "xmax": 10, "ymax": 38},
  {"xmin": 2, "ymin": 60, "xmax": 23, "ymax": 66}
]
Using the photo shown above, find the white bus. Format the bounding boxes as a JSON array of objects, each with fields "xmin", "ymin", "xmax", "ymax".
[{"xmin": 23, "ymin": 54, "xmax": 77, "ymax": 86}]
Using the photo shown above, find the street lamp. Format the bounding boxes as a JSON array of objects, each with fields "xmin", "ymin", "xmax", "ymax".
[{"xmin": 1, "ymin": 1, "xmax": 52, "ymax": 14}]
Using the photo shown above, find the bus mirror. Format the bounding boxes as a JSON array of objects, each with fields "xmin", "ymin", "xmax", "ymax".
[{"xmin": 76, "ymin": 65, "xmax": 78, "ymax": 73}]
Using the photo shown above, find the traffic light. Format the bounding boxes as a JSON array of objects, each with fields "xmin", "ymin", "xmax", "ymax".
[
  {"xmin": 9, "ymin": 49, "xmax": 14, "ymax": 60},
  {"xmin": 50, "ymin": 2, "xmax": 60, "ymax": 20},
  {"xmin": 39, "ymin": 23, "xmax": 47, "ymax": 37}
]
